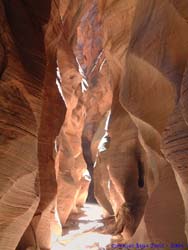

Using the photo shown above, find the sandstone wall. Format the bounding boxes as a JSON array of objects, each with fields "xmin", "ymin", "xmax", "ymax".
[
  {"xmin": 0, "ymin": 1, "xmax": 66, "ymax": 249},
  {"xmin": 94, "ymin": 0, "xmax": 188, "ymax": 245}
]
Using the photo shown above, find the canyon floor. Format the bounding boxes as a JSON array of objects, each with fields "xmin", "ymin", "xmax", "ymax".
[{"xmin": 51, "ymin": 203, "xmax": 118, "ymax": 250}]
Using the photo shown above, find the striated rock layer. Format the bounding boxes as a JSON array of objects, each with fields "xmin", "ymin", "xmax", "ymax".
[{"xmin": 0, "ymin": 1, "xmax": 66, "ymax": 249}]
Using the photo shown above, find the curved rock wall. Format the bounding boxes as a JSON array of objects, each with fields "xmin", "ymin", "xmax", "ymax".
[
  {"xmin": 76, "ymin": 1, "xmax": 112, "ymax": 201},
  {"xmin": 93, "ymin": 0, "xmax": 188, "ymax": 245},
  {"xmin": 55, "ymin": 0, "xmax": 113, "ymax": 219},
  {"xmin": 54, "ymin": 0, "xmax": 91, "ymax": 225},
  {"xmin": 0, "ymin": 1, "xmax": 66, "ymax": 249}
]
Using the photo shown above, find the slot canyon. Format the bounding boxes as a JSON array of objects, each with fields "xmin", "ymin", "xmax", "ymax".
[{"xmin": 0, "ymin": 0, "xmax": 188, "ymax": 250}]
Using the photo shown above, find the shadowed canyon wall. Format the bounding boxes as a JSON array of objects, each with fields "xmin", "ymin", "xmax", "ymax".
[{"xmin": 0, "ymin": 0, "xmax": 188, "ymax": 249}]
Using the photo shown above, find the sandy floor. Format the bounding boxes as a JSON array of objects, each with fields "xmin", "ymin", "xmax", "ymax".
[{"xmin": 51, "ymin": 203, "xmax": 116, "ymax": 250}]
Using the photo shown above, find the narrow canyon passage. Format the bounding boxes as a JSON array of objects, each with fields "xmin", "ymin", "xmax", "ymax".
[{"xmin": 1, "ymin": 1, "xmax": 188, "ymax": 250}]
